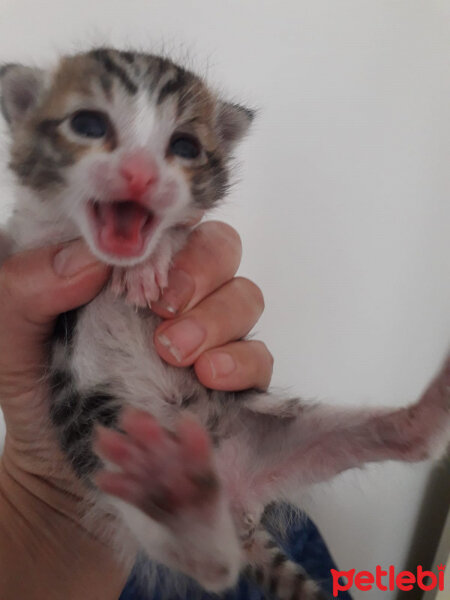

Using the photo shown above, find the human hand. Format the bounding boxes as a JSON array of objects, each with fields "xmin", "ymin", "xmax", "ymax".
[
  {"xmin": 152, "ymin": 221, "xmax": 273, "ymax": 391},
  {"xmin": 0, "ymin": 239, "xmax": 118, "ymax": 600},
  {"xmin": 0, "ymin": 221, "xmax": 271, "ymax": 599}
]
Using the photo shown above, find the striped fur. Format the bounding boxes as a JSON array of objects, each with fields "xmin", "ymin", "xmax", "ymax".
[
  {"xmin": 1, "ymin": 48, "xmax": 449, "ymax": 600},
  {"xmin": 244, "ymin": 528, "xmax": 327, "ymax": 600},
  {"xmin": 2, "ymin": 48, "xmax": 251, "ymax": 207},
  {"xmin": 50, "ymin": 308, "xmax": 121, "ymax": 477}
]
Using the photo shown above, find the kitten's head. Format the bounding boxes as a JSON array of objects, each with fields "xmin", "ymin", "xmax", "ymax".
[{"xmin": 0, "ymin": 49, "xmax": 253, "ymax": 265}]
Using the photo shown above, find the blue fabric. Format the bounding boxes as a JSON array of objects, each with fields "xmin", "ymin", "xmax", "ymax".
[{"xmin": 119, "ymin": 509, "xmax": 352, "ymax": 600}]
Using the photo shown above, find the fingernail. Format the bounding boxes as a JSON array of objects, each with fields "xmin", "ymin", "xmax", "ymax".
[
  {"xmin": 157, "ymin": 319, "xmax": 206, "ymax": 362},
  {"xmin": 152, "ymin": 269, "xmax": 194, "ymax": 315},
  {"xmin": 208, "ymin": 352, "xmax": 236, "ymax": 379},
  {"xmin": 53, "ymin": 239, "xmax": 99, "ymax": 277}
]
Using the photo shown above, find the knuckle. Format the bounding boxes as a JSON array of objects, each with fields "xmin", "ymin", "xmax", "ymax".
[
  {"xmin": 221, "ymin": 223, "xmax": 242, "ymax": 256},
  {"xmin": 200, "ymin": 221, "xmax": 242, "ymax": 263},
  {"xmin": 233, "ymin": 277, "xmax": 265, "ymax": 312},
  {"xmin": 204, "ymin": 221, "xmax": 242, "ymax": 252},
  {"xmin": 265, "ymin": 347, "xmax": 275, "ymax": 371},
  {"xmin": 255, "ymin": 340, "xmax": 274, "ymax": 370},
  {"xmin": 253, "ymin": 341, "xmax": 274, "ymax": 389},
  {"xmin": 183, "ymin": 222, "xmax": 242, "ymax": 279}
]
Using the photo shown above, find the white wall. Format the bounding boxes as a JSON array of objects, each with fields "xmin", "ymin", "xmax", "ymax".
[{"xmin": 0, "ymin": 1, "xmax": 449, "ymax": 598}]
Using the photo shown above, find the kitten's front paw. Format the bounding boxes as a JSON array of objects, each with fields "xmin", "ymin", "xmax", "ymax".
[
  {"xmin": 94, "ymin": 409, "xmax": 220, "ymax": 524},
  {"xmin": 111, "ymin": 261, "xmax": 168, "ymax": 307},
  {"xmin": 95, "ymin": 409, "xmax": 242, "ymax": 591},
  {"xmin": 110, "ymin": 232, "xmax": 184, "ymax": 307}
]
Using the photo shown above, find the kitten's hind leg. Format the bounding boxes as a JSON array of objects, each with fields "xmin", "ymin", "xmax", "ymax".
[
  {"xmin": 95, "ymin": 408, "xmax": 242, "ymax": 592},
  {"xmin": 244, "ymin": 527, "xmax": 327, "ymax": 600},
  {"xmin": 243, "ymin": 356, "xmax": 450, "ymax": 505}
]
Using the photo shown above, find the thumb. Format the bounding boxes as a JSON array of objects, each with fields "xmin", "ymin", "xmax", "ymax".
[{"xmin": 0, "ymin": 239, "xmax": 110, "ymax": 407}]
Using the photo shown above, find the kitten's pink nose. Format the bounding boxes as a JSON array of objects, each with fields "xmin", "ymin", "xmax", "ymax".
[{"xmin": 120, "ymin": 152, "xmax": 158, "ymax": 197}]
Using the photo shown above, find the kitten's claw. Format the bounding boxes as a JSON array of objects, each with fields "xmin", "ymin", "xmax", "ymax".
[
  {"xmin": 111, "ymin": 261, "xmax": 166, "ymax": 307},
  {"xmin": 110, "ymin": 235, "xmax": 178, "ymax": 308}
]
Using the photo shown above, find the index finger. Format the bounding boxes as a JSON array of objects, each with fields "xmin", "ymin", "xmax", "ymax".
[{"xmin": 151, "ymin": 221, "xmax": 242, "ymax": 318}]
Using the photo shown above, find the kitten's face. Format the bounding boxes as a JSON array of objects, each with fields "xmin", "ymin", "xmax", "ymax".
[{"xmin": 0, "ymin": 49, "xmax": 252, "ymax": 265}]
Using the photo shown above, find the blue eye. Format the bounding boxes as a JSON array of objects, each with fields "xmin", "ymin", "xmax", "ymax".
[
  {"xmin": 70, "ymin": 111, "xmax": 108, "ymax": 138},
  {"xmin": 170, "ymin": 134, "xmax": 201, "ymax": 159}
]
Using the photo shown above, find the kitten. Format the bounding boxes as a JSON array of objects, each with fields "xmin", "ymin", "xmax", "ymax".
[{"xmin": 0, "ymin": 48, "xmax": 448, "ymax": 600}]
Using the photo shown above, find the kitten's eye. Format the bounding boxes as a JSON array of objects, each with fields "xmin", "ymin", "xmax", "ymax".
[
  {"xmin": 70, "ymin": 111, "xmax": 108, "ymax": 138},
  {"xmin": 169, "ymin": 134, "xmax": 201, "ymax": 159}
]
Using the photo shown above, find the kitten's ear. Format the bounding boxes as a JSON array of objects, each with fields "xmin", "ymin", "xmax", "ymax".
[
  {"xmin": 0, "ymin": 64, "xmax": 45, "ymax": 129},
  {"xmin": 216, "ymin": 101, "xmax": 255, "ymax": 151}
]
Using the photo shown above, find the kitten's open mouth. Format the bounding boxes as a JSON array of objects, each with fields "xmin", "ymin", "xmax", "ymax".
[{"xmin": 87, "ymin": 199, "xmax": 158, "ymax": 258}]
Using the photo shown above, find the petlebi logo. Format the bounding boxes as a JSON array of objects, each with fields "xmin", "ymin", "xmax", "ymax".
[{"xmin": 331, "ymin": 564, "xmax": 446, "ymax": 596}]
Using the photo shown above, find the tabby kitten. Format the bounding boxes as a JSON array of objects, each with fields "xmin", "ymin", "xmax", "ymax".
[{"xmin": 0, "ymin": 48, "xmax": 448, "ymax": 600}]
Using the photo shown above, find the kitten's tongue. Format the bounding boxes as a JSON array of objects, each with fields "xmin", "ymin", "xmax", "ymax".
[{"xmin": 96, "ymin": 201, "xmax": 151, "ymax": 257}]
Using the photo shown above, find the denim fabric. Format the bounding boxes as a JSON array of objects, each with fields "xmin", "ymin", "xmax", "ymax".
[{"xmin": 119, "ymin": 509, "xmax": 353, "ymax": 600}]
